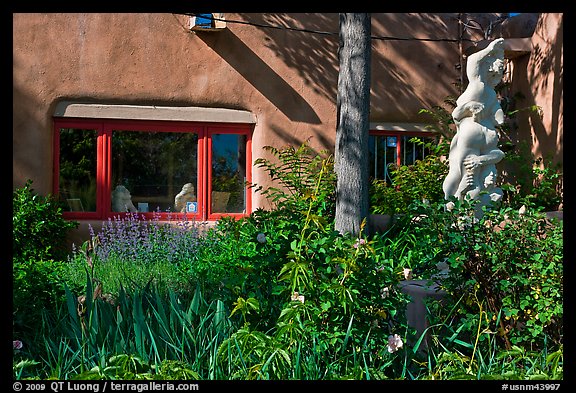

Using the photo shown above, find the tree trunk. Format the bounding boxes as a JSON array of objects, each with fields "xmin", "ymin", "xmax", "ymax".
[{"xmin": 334, "ymin": 13, "xmax": 371, "ymax": 236}]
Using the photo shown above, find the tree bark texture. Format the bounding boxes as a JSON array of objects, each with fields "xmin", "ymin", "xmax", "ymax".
[{"xmin": 334, "ymin": 13, "xmax": 371, "ymax": 236}]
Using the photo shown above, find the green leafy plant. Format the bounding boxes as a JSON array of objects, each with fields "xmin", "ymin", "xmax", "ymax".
[
  {"xmin": 371, "ymin": 97, "xmax": 454, "ymax": 216},
  {"xmin": 215, "ymin": 142, "xmax": 414, "ymax": 379},
  {"xmin": 417, "ymin": 298, "xmax": 563, "ymax": 380},
  {"xmin": 13, "ymin": 258, "xmax": 70, "ymax": 340},
  {"xmin": 248, "ymin": 139, "xmax": 336, "ymax": 219},
  {"xmin": 370, "ymin": 137, "xmax": 449, "ymax": 215},
  {"xmin": 395, "ymin": 198, "xmax": 563, "ymax": 353},
  {"xmin": 500, "ymin": 142, "xmax": 563, "ymax": 211},
  {"xmin": 13, "ymin": 179, "xmax": 78, "ymax": 262},
  {"xmin": 13, "ymin": 180, "xmax": 79, "ymax": 341},
  {"xmin": 190, "ymin": 208, "xmax": 300, "ymax": 331}
]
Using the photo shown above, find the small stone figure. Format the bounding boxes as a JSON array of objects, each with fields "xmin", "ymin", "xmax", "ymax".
[
  {"xmin": 174, "ymin": 183, "xmax": 196, "ymax": 213},
  {"xmin": 111, "ymin": 185, "xmax": 138, "ymax": 213},
  {"xmin": 442, "ymin": 38, "xmax": 506, "ymax": 217}
]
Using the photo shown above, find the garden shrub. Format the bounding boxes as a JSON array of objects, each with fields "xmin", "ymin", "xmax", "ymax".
[
  {"xmin": 392, "ymin": 198, "xmax": 563, "ymax": 353},
  {"xmin": 248, "ymin": 139, "xmax": 337, "ymax": 220},
  {"xmin": 211, "ymin": 140, "xmax": 414, "ymax": 379},
  {"xmin": 13, "ymin": 180, "xmax": 78, "ymax": 339},
  {"xmin": 13, "ymin": 179, "xmax": 78, "ymax": 262},
  {"xmin": 216, "ymin": 220, "xmax": 415, "ymax": 379},
  {"xmin": 188, "ymin": 140, "xmax": 339, "ymax": 330},
  {"xmin": 193, "ymin": 208, "xmax": 301, "ymax": 330},
  {"xmin": 370, "ymin": 137, "xmax": 450, "ymax": 216},
  {"xmin": 13, "ymin": 258, "xmax": 69, "ymax": 340},
  {"xmin": 500, "ymin": 141, "xmax": 563, "ymax": 211}
]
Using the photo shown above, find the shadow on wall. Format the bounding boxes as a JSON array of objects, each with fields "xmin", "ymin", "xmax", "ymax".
[
  {"xmin": 371, "ymin": 13, "xmax": 461, "ymax": 119},
  {"xmin": 242, "ymin": 13, "xmax": 461, "ymax": 121},
  {"xmin": 266, "ymin": 124, "xmax": 335, "ymax": 153},
  {"xmin": 529, "ymin": 14, "xmax": 563, "ymax": 161},
  {"xmin": 510, "ymin": 14, "xmax": 563, "ymax": 164},
  {"xmin": 248, "ymin": 13, "xmax": 340, "ymax": 106},
  {"xmin": 196, "ymin": 26, "xmax": 321, "ymax": 124}
]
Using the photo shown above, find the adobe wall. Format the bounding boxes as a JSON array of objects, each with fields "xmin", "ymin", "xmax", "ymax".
[
  {"xmin": 14, "ymin": 13, "xmax": 561, "ymax": 223},
  {"xmin": 516, "ymin": 13, "xmax": 563, "ymax": 166},
  {"xmin": 13, "ymin": 12, "xmax": 462, "ymax": 211}
]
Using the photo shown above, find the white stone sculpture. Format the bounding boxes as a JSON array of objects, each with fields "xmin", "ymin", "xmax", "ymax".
[
  {"xmin": 174, "ymin": 183, "xmax": 196, "ymax": 213},
  {"xmin": 111, "ymin": 185, "xmax": 138, "ymax": 213},
  {"xmin": 442, "ymin": 38, "xmax": 506, "ymax": 217}
]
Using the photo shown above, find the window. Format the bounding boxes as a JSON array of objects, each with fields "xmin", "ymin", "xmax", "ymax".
[
  {"xmin": 368, "ymin": 129, "xmax": 437, "ymax": 183},
  {"xmin": 54, "ymin": 118, "xmax": 252, "ymax": 221}
]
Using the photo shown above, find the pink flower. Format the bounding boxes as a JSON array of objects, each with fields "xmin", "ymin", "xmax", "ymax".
[
  {"xmin": 387, "ymin": 334, "xmax": 403, "ymax": 353},
  {"xmin": 13, "ymin": 340, "xmax": 23, "ymax": 350},
  {"xmin": 353, "ymin": 238, "xmax": 366, "ymax": 249}
]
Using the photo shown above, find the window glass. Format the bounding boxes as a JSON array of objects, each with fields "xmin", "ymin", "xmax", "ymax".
[
  {"xmin": 111, "ymin": 130, "xmax": 198, "ymax": 214},
  {"xmin": 58, "ymin": 128, "xmax": 98, "ymax": 212},
  {"xmin": 368, "ymin": 135, "xmax": 397, "ymax": 183},
  {"xmin": 402, "ymin": 136, "xmax": 427, "ymax": 166},
  {"xmin": 55, "ymin": 118, "xmax": 251, "ymax": 220},
  {"xmin": 211, "ymin": 133, "xmax": 247, "ymax": 213},
  {"xmin": 369, "ymin": 134, "xmax": 434, "ymax": 183}
]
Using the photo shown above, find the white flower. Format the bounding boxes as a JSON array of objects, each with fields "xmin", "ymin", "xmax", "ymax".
[
  {"xmin": 519, "ymin": 205, "xmax": 526, "ymax": 215},
  {"xmin": 291, "ymin": 292, "xmax": 305, "ymax": 303},
  {"xmin": 410, "ymin": 214, "xmax": 427, "ymax": 223},
  {"xmin": 13, "ymin": 340, "xmax": 23, "ymax": 350},
  {"xmin": 380, "ymin": 287, "xmax": 390, "ymax": 299},
  {"xmin": 387, "ymin": 334, "xmax": 403, "ymax": 353},
  {"xmin": 256, "ymin": 233, "xmax": 267, "ymax": 244},
  {"xmin": 403, "ymin": 268, "xmax": 413, "ymax": 280}
]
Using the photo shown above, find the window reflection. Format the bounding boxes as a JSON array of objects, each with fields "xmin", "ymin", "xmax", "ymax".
[
  {"xmin": 58, "ymin": 128, "xmax": 98, "ymax": 212},
  {"xmin": 211, "ymin": 134, "xmax": 247, "ymax": 213},
  {"xmin": 369, "ymin": 134, "xmax": 433, "ymax": 183},
  {"xmin": 111, "ymin": 130, "xmax": 198, "ymax": 214},
  {"xmin": 55, "ymin": 118, "xmax": 251, "ymax": 220}
]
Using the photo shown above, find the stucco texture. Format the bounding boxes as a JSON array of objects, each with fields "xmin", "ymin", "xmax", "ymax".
[{"xmin": 13, "ymin": 13, "xmax": 562, "ymax": 219}]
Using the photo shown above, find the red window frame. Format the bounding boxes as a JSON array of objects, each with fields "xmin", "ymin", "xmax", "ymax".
[
  {"xmin": 368, "ymin": 129, "xmax": 435, "ymax": 168},
  {"xmin": 206, "ymin": 125, "xmax": 252, "ymax": 221},
  {"xmin": 53, "ymin": 117, "xmax": 252, "ymax": 221}
]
